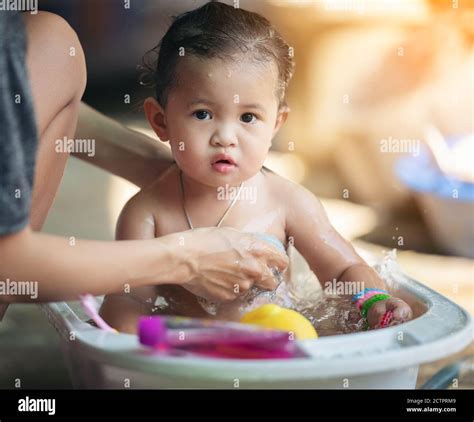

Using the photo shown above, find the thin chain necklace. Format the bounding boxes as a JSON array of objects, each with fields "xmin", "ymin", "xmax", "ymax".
[{"xmin": 179, "ymin": 170, "xmax": 244, "ymax": 229}]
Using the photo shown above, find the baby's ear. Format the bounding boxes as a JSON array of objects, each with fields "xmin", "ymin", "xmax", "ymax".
[
  {"xmin": 144, "ymin": 97, "xmax": 168, "ymax": 142},
  {"xmin": 272, "ymin": 103, "xmax": 290, "ymax": 138}
]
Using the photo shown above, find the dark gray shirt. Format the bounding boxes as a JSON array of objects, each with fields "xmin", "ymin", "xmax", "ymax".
[{"xmin": 0, "ymin": 12, "xmax": 38, "ymax": 235}]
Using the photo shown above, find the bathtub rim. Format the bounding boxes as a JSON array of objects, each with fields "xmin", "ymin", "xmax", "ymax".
[{"xmin": 42, "ymin": 272, "xmax": 473, "ymax": 383}]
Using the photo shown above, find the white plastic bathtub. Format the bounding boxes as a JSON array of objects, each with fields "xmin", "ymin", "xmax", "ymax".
[{"xmin": 42, "ymin": 271, "xmax": 472, "ymax": 389}]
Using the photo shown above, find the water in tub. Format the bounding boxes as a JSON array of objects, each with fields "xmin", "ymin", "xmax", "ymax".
[{"xmin": 149, "ymin": 246, "xmax": 404, "ymax": 337}]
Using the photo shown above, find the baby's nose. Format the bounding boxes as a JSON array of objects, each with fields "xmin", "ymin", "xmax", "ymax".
[{"xmin": 210, "ymin": 128, "xmax": 238, "ymax": 147}]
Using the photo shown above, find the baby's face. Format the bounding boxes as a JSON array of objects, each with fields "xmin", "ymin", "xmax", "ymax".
[{"xmin": 146, "ymin": 56, "xmax": 287, "ymax": 187}]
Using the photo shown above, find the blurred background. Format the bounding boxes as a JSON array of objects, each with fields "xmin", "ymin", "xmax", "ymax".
[{"xmin": 1, "ymin": 0, "xmax": 473, "ymax": 388}]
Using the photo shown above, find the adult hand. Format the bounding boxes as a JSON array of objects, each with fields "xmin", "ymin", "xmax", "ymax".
[{"xmin": 178, "ymin": 227, "xmax": 288, "ymax": 302}]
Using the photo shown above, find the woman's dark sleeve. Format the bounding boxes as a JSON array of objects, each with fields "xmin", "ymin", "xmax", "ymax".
[{"xmin": 0, "ymin": 12, "xmax": 38, "ymax": 236}]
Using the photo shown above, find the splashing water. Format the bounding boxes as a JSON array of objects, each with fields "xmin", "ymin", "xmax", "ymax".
[
  {"xmin": 297, "ymin": 250, "xmax": 403, "ymax": 336},
  {"xmin": 183, "ymin": 250, "xmax": 403, "ymax": 337},
  {"xmin": 298, "ymin": 296, "xmax": 367, "ymax": 336},
  {"xmin": 242, "ymin": 250, "xmax": 402, "ymax": 336},
  {"xmin": 196, "ymin": 268, "xmax": 289, "ymax": 316},
  {"xmin": 239, "ymin": 268, "xmax": 291, "ymax": 309},
  {"xmin": 234, "ymin": 268, "xmax": 366, "ymax": 336}
]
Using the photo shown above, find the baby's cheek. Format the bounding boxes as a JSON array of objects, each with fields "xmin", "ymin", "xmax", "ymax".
[
  {"xmin": 241, "ymin": 142, "xmax": 269, "ymax": 168},
  {"xmin": 173, "ymin": 142, "xmax": 201, "ymax": 165}
]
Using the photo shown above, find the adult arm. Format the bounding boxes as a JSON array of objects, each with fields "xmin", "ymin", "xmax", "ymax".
[{"xmin": 73, "ymin": 102, "xmax": 174, "ymax": 189}]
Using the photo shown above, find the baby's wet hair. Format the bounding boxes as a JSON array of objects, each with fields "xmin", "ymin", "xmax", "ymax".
[{"xmin": 139, "ymin": 1, "xmax": 294, "ymax": 109}]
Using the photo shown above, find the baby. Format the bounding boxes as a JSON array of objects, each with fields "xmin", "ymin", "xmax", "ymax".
[{"xmin": 100, "ymin": 2, "xmax": 413, "ymax": 334}]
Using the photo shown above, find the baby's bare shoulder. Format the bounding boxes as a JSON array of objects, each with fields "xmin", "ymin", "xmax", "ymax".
[
  {"xmin": 262, "ymin": 167, "xmax": 316, "ymax": 202},
  {"xmin": 132, "ymin": 165, "xmax": 179, "ymax": 209},
  {"xmin": 118, "ymin": 166, "xmax": 180, "ymax": 235},
  {"xmin": 262, "ymin": 167, "xmax": 326, "ymax": 223}
]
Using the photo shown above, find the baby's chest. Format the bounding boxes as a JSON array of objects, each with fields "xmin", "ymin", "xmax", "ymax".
[{"xmin": 154, "ymin": 203, "xmax": 287, "ymax": 246}]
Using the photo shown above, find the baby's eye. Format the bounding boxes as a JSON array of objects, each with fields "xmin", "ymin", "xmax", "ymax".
[
  {"xmin": 192, "ymin": 110, "xmax": 212, "ymax": 120},
  {"xmin": 240, "ymin": 113, "xmax": 257, "ymax": 124}
]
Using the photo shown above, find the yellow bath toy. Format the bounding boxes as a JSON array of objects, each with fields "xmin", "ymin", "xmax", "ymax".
[{"xmin": 240, "ymin": 304, "xmax": 318, "ymax": 340}]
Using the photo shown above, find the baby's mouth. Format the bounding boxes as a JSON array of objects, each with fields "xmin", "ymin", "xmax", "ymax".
[
  {"xmin": 211, "ymin": 155, "xmax": 237, "ymax": 174},
  {"xmin": 215, "ymin": 159, "xmax": 234, "ymax": 165}
]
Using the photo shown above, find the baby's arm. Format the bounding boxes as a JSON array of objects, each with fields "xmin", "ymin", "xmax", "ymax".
[
  {"xmin": 99, "ymin": 194, "xmax": 158, "ymax": 333},
  {"xmin": 284, "ymin": 183, "xmax": 412, "ymax": 327}
]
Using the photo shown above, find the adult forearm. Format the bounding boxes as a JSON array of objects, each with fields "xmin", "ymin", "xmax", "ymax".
[
  {"xmin": 0, "ymin": 229, "xmax": 188, "ymax": 303},
  {"xmin": 73, "ymin": 102, "xmax": 173, "ymax": 188}
]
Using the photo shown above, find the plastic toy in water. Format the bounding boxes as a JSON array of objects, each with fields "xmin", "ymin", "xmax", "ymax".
[
  {"xmin": 138, "ymin": 315, "xmax": 305, "ymax": 359},
  {"xmin": 240, "ymin": 304, "xmax": 318, "ymax": 340}
]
